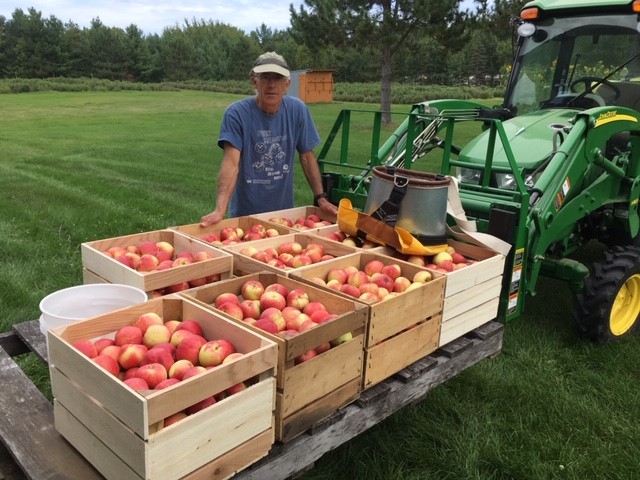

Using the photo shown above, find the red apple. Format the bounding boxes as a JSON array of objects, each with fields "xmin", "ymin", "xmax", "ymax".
[
  {"xmin": 114, "ymin": 325, "xmax": 143, "ymax": 347},
  {"xmin": 170, "ymin": 329, "xmax": 193, "ymax": 348},
  {"xmin": 93, "ymin": 338, "xmax": 114, "ymax": 354},
  {"xmin": 175, "ymin": 319, "xmax": 204, "ymax": 337},
  {"xmin": 141, "ymin": 347, "xmax": 174, "ymax": 372},
  {"xmin": 265, "ymin": 283, "xmax": 289, "ymax": 297},
  {"xmin": 286, "ymin": 288, "xmax": 310, "ymax": 310},
  {"xmin": 259, "ymin": 291, "xmax": 286, "ymax": 311},
  {"xmin": 214, "ymin": 292, "xmax": 240, "ymax": 309},
  {"xmin": 118, "ymin": 343, "xmax": 148, "ymax": 370},
  {"xmin": 136, "ymin": 363, "xmax": 167, "ymax": 389},
  {"xmin": 164, "ymin": 411, "xmax": 188, "ymax": 427},
  {"xmin": 239, "ymin": 299, "xmax": 261, "ymax": 320},
  {"xmin": 168, "ymin": 359, "xmax": 194, "ymax": 380},
  {"xmin": 182, "ymin": 365, "xmax": 207, "ymax": 380},
  {"xmin": 260, "ymin": 307, "xmax": 286, "ymax": 331},
  {"xmin": 175, "ymin": 334, "xmax": 207, "ymax": 365},
  {"xmin": 134, "ymin": 312, "xmax": 163, "ymax": 334},
  {"xmin": 295, "ymin": 349, "xmax": 318, "ymax": 364},
  {"xmin": 93, "ymin": 354, "xmax": 120, "ymax": 376},
  {"xmin": 199, "ymin": 339, "xmax": 236, "ymax": 367},
  {"xmin": 100, "ymin": 345, "xmax": 122, "ymax": 363},
  {"xmin": 218, "ymin": 301, "xmax": 244, "ymax": 321},
  {"xmin": 154, "ymin": 378, "xmax": 180, "ymax": 390},
  {"xmin": 363, "ymin": 259, "xmax": 385, "ymax": 276},
  {"xmin": 339, "ymin": 283, "xmax": 361, "ymax": 298},
  {"xmin": 222, "ymin": 352, "xmax": 244, "ymax": 364},
  {"xmin": 226, "ymin": 382, "xmax": 247, "ymax": 396},
  {"xmin": 381, "ymin": 263, "xmax": 402, "ymax": 280},
  {"xmin": 142, "ymin": 324, "xmax": 172, "ymax": 348},
  {"xmin": 393, "ymin": 276, "xmax": 412, "ymax": 293},
  {"xmin": 327, "ymin": 268, "xmax": 348, "ymax": 284},
  {"xmin": 371, "ymin": 273, "xmax": 395, "ymax": 291},
  {"xmin": 254, "ymin": 318, "xmax": 279, "ymax": 334},
  {"xmin": 412, "ymin": 270, "xmax": 432, "ymax": 283},
  {"xmin": 186, "ymin": 396, "xmax": 216, "ymax": 415},
  {"xmin": 241, "ymin": 280, "xmax": 265, "ymax": 300},
  {"xmin": 347, "ymin": 270, "xmax": 369, "ymax": 288},
  {"xmin": 137, "ymin": 254, "xmax": 159, "ymax": 272},
  {"xmin": 124, "ymin": 377, "xmax": 149, "ymax": 391},
  {"xmin": 73, "ymin": 339, "xmax": 98, "ymax": 359}
]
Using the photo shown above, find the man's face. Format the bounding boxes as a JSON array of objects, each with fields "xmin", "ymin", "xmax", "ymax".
[{"xmin": 253, "ymin": 73, "xmax": 290, "ymax": 111}]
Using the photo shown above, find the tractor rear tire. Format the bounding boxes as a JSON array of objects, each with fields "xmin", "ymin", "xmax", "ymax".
[{"xmin": 574, "ymin": 245, "xmax": 640, "ymax": 342}]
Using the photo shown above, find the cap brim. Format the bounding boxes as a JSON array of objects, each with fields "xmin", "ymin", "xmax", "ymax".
[{"xmin": 253, "ymin": 64, "xmax": 290, "ymax": 77}]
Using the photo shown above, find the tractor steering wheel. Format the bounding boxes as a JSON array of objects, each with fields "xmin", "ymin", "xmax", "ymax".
[{"xmin": 570, "ymin": 76, "xmax": 621, "ymax": 102}]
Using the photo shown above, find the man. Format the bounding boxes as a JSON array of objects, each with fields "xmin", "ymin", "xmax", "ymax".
[{"xmin": 200, "ymin": 51, "xmax": 337, "ymax": 227}]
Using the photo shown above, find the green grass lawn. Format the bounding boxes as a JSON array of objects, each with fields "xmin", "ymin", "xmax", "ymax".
[{"xmin": 2, "ymin": 90, "xmax": 640, "ymax": 480}]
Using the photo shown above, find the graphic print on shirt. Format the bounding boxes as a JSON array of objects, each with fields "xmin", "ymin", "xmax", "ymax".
[{"xmin": 253, "ymin": 130, "xmax": 288, "ymax": 182}]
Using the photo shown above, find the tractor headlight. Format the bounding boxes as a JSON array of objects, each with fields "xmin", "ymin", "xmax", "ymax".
[
  {"xmin": 455, "ymin": 167, "xmax": 481, "ymax": 185},
  {"xmin": 495, "ymin": 173, "xmax": 518, "ymax": 190}
]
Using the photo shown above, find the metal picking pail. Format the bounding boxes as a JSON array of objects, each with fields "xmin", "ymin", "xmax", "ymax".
[{"xmin": 364, "ymin": 166, "xmax": 450, "ymax": 245}]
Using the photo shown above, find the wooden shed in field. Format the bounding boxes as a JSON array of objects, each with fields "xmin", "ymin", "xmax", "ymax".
[{"xmin": 289, "ymin": 69, "xmax": 335, "ymax": 103}]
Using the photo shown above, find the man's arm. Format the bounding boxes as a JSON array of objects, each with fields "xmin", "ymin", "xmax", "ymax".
[
  {"xmin": 299, "ymin": 150, "xmax": 338, "ymax": 216},
  {"xmin": 200, "ymin": 143, "xmax": 241, "ymax": 226}
]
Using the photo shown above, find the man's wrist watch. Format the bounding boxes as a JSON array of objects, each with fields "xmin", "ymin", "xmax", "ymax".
[{"xmin": 314, "ymin": 193, "xmax": 328, "ymax": 202}]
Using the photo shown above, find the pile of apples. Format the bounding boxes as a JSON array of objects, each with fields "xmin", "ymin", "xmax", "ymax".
[
  {"xmin": 402, "ymin": 245, "xmax": 477, "ymax": 274},
  {"xmin": 72, "ymin": 312, "xmax": 247, "ymax": 426},
  {"xmin": 308, "ymin": 259, "xmax": 433, "ymax": 304},
  {"xmin": 199, "ymin": 222, "xmax": 281, "ymax": 245},
  {"xmin": 240, "ymin": 240, "xmax": 336, "ymax": 270},
  {"xmin": 324, "ymin": 229, "xmax": 380, "ymax": 249},
  {"xmin": 268, "ymin": 213, "xmax": 333, "ymax": 231},
  {"xmin": 105, "ymin": 240, "xmax": 220, "ymax": 289},
  {"xmin": 212, "ymin": 279, "xmax": 352, "ymax": 364}
]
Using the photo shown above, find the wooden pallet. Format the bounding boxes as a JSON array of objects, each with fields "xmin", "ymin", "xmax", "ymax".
[{"xmin": 0, "ymin": 319, "xmax": 502, "ymax": 480}]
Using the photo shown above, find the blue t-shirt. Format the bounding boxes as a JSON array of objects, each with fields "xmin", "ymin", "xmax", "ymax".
[{"xmin": 218, "ymin": 96, "xmax": 321, "ymax": 217}]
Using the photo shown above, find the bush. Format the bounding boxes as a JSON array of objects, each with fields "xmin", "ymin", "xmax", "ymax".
[{"xmin": 0, "ymin": 77, "xmax": 503, "ymax": 103}]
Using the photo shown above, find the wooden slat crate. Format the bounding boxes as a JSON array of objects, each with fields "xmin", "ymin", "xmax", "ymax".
[
  {"xmin": 169, "ymin": 216, "xmax": 292, "ymax": 245},
  {"xmin": 289, "ymin": 251, "xmax": 446, "ymax": 389},
  {"xmin": 372, "ymin": 239, "xmax": 505, "ymax": 347},
  {"xmin": 81, "ymin": 229, "xmax": 233, "ymax": 295},
  {"xmin": 221, "ymin": 233, "xmax": 357, "ymax": 277},
  {"xmin": 48, "ymin": 296, "xmax": 277, "ymax": 480},
  {"xmin": 180, "ymin": 272, "xmax": 367, "ymax": 443}
]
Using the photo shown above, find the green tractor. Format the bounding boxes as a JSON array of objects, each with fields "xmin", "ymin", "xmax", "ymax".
[{"xmin": 318, "ymin": 0, "xmax": 640, "ymax": 342}]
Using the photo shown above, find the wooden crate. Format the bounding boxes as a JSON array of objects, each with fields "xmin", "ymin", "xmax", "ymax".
[
  {"xmin": 180, "ymin": 272, "xmax": 367, "ymax": 442},
  {"xmin": 81, "ymin": 229, "xmax": 233, "ymax": 294},
  {"xmin": 290, "ymin": 252, "xmax": 446, "ymax": 389},
  {"xmin": 250, "ymin": 205, "xmax": 336, "ymax": 230},
  {"xmin": 221, "ymin": 233, "xmax": 357, "ymax": 277},
  {"xmin": 169, "ymin": 216, "xmax": 292, "ymax": 245},
  {"xmin": 48, "ymin": 296, "xmax": 277, "ymax": 480},
  {"xmin": 372, "ymin": 239, "xmax": 505, "ymax": 347}
]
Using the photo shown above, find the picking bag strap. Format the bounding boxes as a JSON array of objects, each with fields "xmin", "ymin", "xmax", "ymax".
[
  {"xmin": 338, "ymin": 198, "xmax": 448, "ymax": 256},
  {"xmin": 446, "ymin": 177, "xmax": 512, "ymax": 256},
  {"xmin": 370, "ymin": 168, "xmax": 409, "ymax": 227}
]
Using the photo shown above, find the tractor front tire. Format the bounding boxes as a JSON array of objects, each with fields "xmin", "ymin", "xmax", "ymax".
[{"xmin": 574, "ymin": 245, "xmax": 640, "ymax": 342}]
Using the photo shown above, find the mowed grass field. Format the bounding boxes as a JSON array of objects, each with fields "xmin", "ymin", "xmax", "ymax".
[{"xmin": 2, "ymin": 90, "xmax": 640, "ymax": 480}]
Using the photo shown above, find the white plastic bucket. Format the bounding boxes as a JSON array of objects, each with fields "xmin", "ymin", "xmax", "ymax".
[{"xmin": 39, "ymin": 284, "xmax": 148, "ymax": 334}]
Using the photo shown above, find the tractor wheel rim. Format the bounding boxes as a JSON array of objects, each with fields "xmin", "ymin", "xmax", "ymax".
[{"xmin": 611, "ymin": 274, "xmax": 640, "ymax": 336}]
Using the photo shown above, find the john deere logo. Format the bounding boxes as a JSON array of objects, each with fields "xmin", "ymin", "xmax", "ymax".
[{"xmin": 594, "ymin": 110, "xmax": 637, "ymax": 127}]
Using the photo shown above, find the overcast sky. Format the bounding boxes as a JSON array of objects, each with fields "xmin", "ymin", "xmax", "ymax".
[{"xmin": 1, "ymin": 0, "xmax": 479, "ymax": 34}]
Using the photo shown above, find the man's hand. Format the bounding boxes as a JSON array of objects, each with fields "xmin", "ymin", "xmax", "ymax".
[
  {"xmin": 200, "ymin": 210, "xmax": 224, "ymax": 227},
  {"xmin": 318, "ymin": 197, "xmax": 338, "ymax": 216}
]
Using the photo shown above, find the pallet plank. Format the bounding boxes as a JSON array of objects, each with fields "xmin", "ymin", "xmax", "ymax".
[
  {"xmin": 235, "ymin": 321, "xmax": 503, "ymax": 480},
  {"xmin": 0, "ymin": 347, "xmax": 102, "ymax": 480}
]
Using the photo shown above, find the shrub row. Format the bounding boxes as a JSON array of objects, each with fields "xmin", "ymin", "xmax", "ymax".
[{"xmin": 0, "ymin": 77, "xmax": 504, "ymax": 103}]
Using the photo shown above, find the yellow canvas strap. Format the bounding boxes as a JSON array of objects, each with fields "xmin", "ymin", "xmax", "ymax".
[{"xmin": 337, "ymin": 198, "xmax": 448, "ymax": 256}]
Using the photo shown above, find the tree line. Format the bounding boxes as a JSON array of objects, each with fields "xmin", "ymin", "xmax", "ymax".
[{"xmin": 0, "ymin": 1, "xmax": 526, "ymax": 88}]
